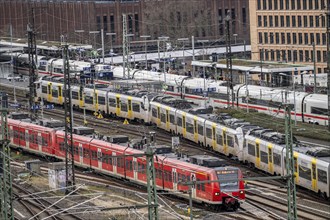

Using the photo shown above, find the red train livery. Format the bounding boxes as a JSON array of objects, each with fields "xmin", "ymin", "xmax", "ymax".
[{"xmin": 7, "ymin": 118, "xmax": 245, "ymax": 211}]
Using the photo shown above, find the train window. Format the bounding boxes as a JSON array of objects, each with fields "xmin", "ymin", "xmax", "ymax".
[
  {"xmin": 216, "ymin": 134, "xmax": 223, "ymax": 145},
  {"xmin": 312, "ymin": 163, "xmax": 316, "ymax": 179},
  {"xmin": 186, "ymin": 122, "xmax": 194, "ymax": 134},
  {"xmin": 260, "ymin": 151, "xmax": 268, "ymax": 164},
  {"xmin": 37, "ymin": 136, "xmax": 42, "ymax": 145},
  {"xmin": 299, "ymin": 165, "xmax": 311, "ymax": 180},
  {"xmin": 317, "ymin": 169, "xmax": 327, "ymax": 184},
  {"xmin": 117, "ymin": 158, "xmax": 122, "ymax": 168},
  {"xmin": 132, "ymin": 103, "xmax": 140, "ymax": 112},
  {"xmin": 52, "ymin": 89, "xmax": 58, "ymax": 98},
  {"xmin": 273, "ymin": 153, "xmax": 281, "ymax": 166},
  {"xmin": 248, "ymin": 143, "xmax": 256, "ymax": 156},
  {"xmin": 201, "ymin": 183, "xmax": 205, "ymax": 191},
  {"xmin": 72, "ymin": 91, "xmax": 79, "ymax": 100},
  {"xmin": 311, "ymin": 107, "xmax": 327, "ymax": 115},
  {"xmin": 98, "ymin": 96, "xmax": 106, "ymax": 105},
  {"xmin": 167, "ymin": 85, "xmax": 174, "ymax": 91},
  {"xmin": 108, "ymin": 98, "xmax": 116, "ymax": 107},
  {"xmin": 227, "ymin": 135, "xmax": 234, "ymax": 148},
  {"xmin": 198, "ymin": 124, "xmax": 204, "ymax": 135},
  {"xmin": 170, "ymin": 114, "xmax": 175, "ymax": 123},
  {"xmin": 177, "ymin": 117, "xmax": 182, "ymax": 127},
  {"xmin": 168, "ymin": 172, "xmax": 172, "ymax": 182},
  {"xmin": 85, "ymin": 96, "xmax": 93, "ymax": 104},
  {"xmin": 152, "ymin": 108, "xmax": 157, "ymax": 117},
  {"xmin": 42, "ymin": 86, "xmax": 47, "ymax": 94},
  {"xmin": 161, "ymin": 113, "xmax": 166, "ymax": 123},
  {"xmin": 197, "ymin": 178, "xmax": 201, "ymax": 190},
  {"xmin": 121, "ymin": 103, "xmax": 127, "ymax": 112},
  {"xmin": 206, "ymin": 128, "xmax": 212, "ymax": 139}
]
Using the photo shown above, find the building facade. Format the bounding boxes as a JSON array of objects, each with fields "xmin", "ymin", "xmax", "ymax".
[
  {"xmin": 249, "ymin": 0, "xmax": 328, "ymax": 74},
  {"xmin": 0, "ymin": 0, "xmax": 250, "ymax": 52}
]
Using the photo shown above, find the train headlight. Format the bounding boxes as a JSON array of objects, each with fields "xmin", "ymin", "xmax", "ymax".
[
  {"xmin": 239, "ymin": 190, "xmax": 244, "ymax": 194},
  {"xmin": 214, "ymin": 192, "xmax": 220, "ymax": 196}
]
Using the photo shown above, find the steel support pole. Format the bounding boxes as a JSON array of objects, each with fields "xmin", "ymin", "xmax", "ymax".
[
  {"xmin": 326, "ymin": 1, "xmax": 330, "ymax": 131},
  {"xmin": 313, "ymin": 42, "xmax": 317, "ymax": 93}
]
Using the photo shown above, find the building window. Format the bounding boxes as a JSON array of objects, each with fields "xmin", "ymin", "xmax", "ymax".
[
  {"xmin": 276, "ymin": 32, "xmax": 280, "ymax": 44},
  {"xmin": 135, "ymin": 14, "xmax": 139, "ymax": 34},
  {"xmin": 271, "ymin": 50, "xmax": 275, "ymax": 60},
  {"xmin": 309, "ymin": 16, "xmax": 314, "ymax": 27},
  {"xmin": 304, "ymin": 33, "xmax": 309, "ymax": 44},
  {"xmin": 322, "ymin": 15, "xmax": 326, "ymax": 27},
  {"xmin": 292, "ymin": 33, "xmax": 297, "ymax": 44},
  {"xmin": 315, "ymin": 0, "xmax": 319, "ymax": 9},
  {"xmin": 270, "ymin": 33, "xmax": 274, "ymax": 43},
  {"xmin": 275, "ymin": 16, "xmax": 279, "ymax": 26},
  {"xmin": 299, "ymin": 50, "xmax": 304, "ymax": 61},
  {"xmin": 103, "ymin": 16, "xmax": 108, "ymax": 32},
  {"xmin": 287, "ymin": 33, "xmax": 291, "ymax": 44},
  {"xmin": 322, "ymin": 33, "xmax": 326, "ymax": 45},
  {"xmin": 308, "ymin": 0, "xmax": 313, "ymax": 9},
  {"xmin": 242, "ymin": 8, "xmax": 247, "ymax": 24},
  {"xmin": 323, "ymin": 51, "xmax": 327, "ymax": 62},
  {"xmin": 263, "ymin": 0, "xmax": 267, "ymax": 9},
  {"xmin": 281, "ymin": 32, "xmax": 286, "ymax": 44},
  {"xmin": 286, "ymin": 0, "xmax": 290, "ymax": 9},
  {"xmin": 298, "ymin": 33, "xmax": 303, "ymax": 44},
  {"xmin": 292, "ymin": 16, "xmax": 296, "ymax": 27},
  {"xmin": 264, "ymin": 32, "xmax": 268, "ymax": 43},
  {"xmin": 282, "ymin": 50, "xmax": 287, "ymax": 61},
  {"xmin": 316, "ymin": 16, "xmax": 320, "ymax": 27},
  {"xmin": 264, "ymin": 16, "xmax": 268, "ymax": 27},
  {"xmin": 259, "ymin": 32, "xmax": 263, "ymax": 44},
  {"xmin": 97, "ymin": 16, "xmax": 101, "ymax": 31},
  {"xmin": 258, "ymin": 0, "xmax": 262, "ymax": 10},
  {"xmin": 293, "ymin": 50, "xmax": 298, "ymax": 62},
  {"xmin": 276, "ymin": 50, "xmax": 281, "ymax": 61},
  {"xmin": 303, "ymin": 0, "xmax": 307, "ymax": 9},
  {"xmin": 280, "ymin": 16, "xmax": 285, "ymax": 27},
  {"xmin": 274, "ymin": 0, "xmax": 278, "ymax": 9},
  {"xmin": 305, "ymin": 50, "xmax": 309, "ymax": 62},
  {"xmin": 298, "ymin": 16, "xmax": 302, "ymax": 27},
  {"xmin": 310, "ymin": 33, "xmax": 314, "ymax": 44},
  {"xmin": 316, "ymin": 33, "xmax": 320, "ymax": 45},
  {"xmin": 280, "ymin": 0, "xmax": 284, "ymax": 9},
  {"xmin": 269, "ymin": 16, "xmax": 273, "ymax": 27},
  {"xmin": 297, "ymin": 0, "xmax": 301, "ymax": 9},
  {"xmin": 317, "ymin": 50, "xmax": 321, "ymax": 62},
  {"xmin": 291, "ymin": 0, "xmax": 295, "ymax": 9},
  {"xmin": 258, "ymin": 16, "xmax": 262, "ymax": 27},
  {"xmin": 286, "ymin": 15, "xmax": 290, "ymax": 27},
  {"xmin": 288, "ymin": 50, "xmax": 292, "ymax": 61},
  {"xmin": 265, "ymin": 50, "xmax": 269, "ymax": 60},
  {"xmin": 311, "ymin": 49, "xmax": 314, "ymax": 62},
  {"xmin": 269, "ymin": 0, "xmax": 273, "ymax": 9},
  {"xmin": 110, "ymin": 15, "xmax": 115, "ymax": 33},
  {"xmin": 303, "ymin": 16, "xmax": 308, "ymax": 27}
]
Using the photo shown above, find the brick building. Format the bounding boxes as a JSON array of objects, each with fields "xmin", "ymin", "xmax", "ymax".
[
  {"xmin": 249, "ymin": 0, "xmax": 328, "ymax": 74},
  {"xmin": 0, "ymin": 0, "xmax": 250, "ymax": 52}
]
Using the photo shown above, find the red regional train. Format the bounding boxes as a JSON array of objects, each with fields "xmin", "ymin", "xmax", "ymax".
[{"xmin": 7, "ymin": 118, "xmax": 245, "ymax": 211}]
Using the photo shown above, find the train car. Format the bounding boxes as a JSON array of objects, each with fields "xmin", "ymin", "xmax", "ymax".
[
  {"xmin": 36, "ymin": 76, "xmax": 64, "ymax": 105},
  {"xmin": 299, "ymin": 93, "xmax": 328, "ymax": 126}
]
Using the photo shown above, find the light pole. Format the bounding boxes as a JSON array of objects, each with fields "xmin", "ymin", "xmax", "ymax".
[
  {"xmin": 177, "ymin": 38, "xmax": 189, "ymax": 74},
  {"xmin": 140, "ymin": 35, "xmax": 151, "ymax": 70},
  {"xmin": 106, "ymin": 32, "xmax": 116, "ymax": 65},
  {"xmin": 89, "ymin": 31, "xmax": 100, "ymax": 59},
  {"xmin": 197, "ymin": 40, "xmax": 209, "ymax": 93},
  {"xmin": 158, "ymin": 36, "xmax": 169, "ymax": 83}
]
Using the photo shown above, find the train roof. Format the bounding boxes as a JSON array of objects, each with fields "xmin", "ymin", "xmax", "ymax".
[{"xmin": 189, "ymin": 155, "xmax": 228, "ymax": 168}]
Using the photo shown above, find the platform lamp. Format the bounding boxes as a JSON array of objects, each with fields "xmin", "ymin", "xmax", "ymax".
[{"xmin": 106, "ymin": 32, "xmax": 116, "ymax": 65}]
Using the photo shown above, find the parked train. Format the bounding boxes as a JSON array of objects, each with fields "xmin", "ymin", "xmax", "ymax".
[
  {"xmin": 3, "ymin": 52, "xmax": 328, "ymax": 126},
  {"xmin": 7, "ymin": 117, "xmax": 245, "ymax": 210},
  {"xmin": 36, "ymin": 77, "xmax": 330, "ymax": 199}
]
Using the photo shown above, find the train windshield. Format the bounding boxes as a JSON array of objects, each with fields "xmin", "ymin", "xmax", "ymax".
[{"xmin": 216, "ymin": 170, "xmax": 239, "ymax": 191}]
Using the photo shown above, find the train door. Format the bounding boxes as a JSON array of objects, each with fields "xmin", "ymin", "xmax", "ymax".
[
  {"xmin": 25, "ymin": 130, "xmax": 30, "ymax": 149},
  {"xmin": 133, "ymin": 158, "xmax": 138, "ymax": 180},
  {"xmin": 311, "ymin": 159, "xmax": 317, "ymax": 191},
  {"xmin": 193, "ymin": 117, "xmax": 198, "ymax": 143},
  {"xmin": 268, "ymin": 144, "xmax": 274, "ymax": 174},
  {"xmin": 94, "ymin": 91, "xmax": 98, "ymax": 112},
  {"xmin": 37, "ymin": 132, "xmax": 42, "ymax": 152},
  {"xmin": 116, "ymin": 95, "xmax": 120, "ymax": 116},
  {"xmin": 47, "ymin": 82, "xmax": 52, "ymax": 102},
  {"xmin": 128, "ymin": 98, "xmax": 132, "ymax": 119},
  {"xmin": 78, "ymin": 144, "xmax": 83, "ymax": 165},
  {"xmin": 58, "ymin": 85, "xmax": 63, "ymax": 105},
  {"xmin": 166, "ymin": 108, "xmax": 170, "ymax": 130},
  {"xmin": 113, "ymin": 152, "xmax": 117, "ymax": 174},
  {"xmin": 294, "ymin": 152, "xmax": 298, "ymax": 184},
  {"xmin": 255, "ymin": 140, "xmax": 260, "ymax": 168},
  {"xmin": 191, "ymin": 173, "xmax": 196, "ymax": 199},
  {"xmin": 172, "ymin": 168, "xmax": 177, "ymax": 191},
  {"xmin": 79, "ymin": 86, "xmax": 84, "ymax": 108},
  {"xmin": 182, "ymin": 114, "xmax": 186, "ymax": 138},
  {"xmin": 212, "ymin": 124, "xmax": 216, "ymax": 150},
  {"xmin": 97, "ymin": 148, "xmax": 102, "ymax": 169},
  {"xmin": 222, "ymin": 128, "xmax": 227, "ymax": 155},
  {"xmin": 157, "ymin": 105, "xmax": 161, "ymax": 125}
]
